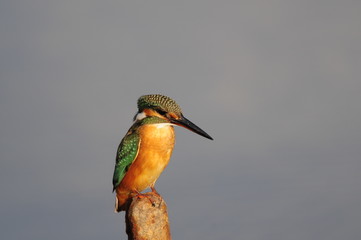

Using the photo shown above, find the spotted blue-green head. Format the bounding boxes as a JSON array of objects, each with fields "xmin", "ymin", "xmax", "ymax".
[{"xmin": 136, "ymin": 94, "xmax": 213, "ymax": 140}]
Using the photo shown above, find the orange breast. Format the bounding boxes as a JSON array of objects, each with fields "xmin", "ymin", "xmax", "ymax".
[{"xmin": 119, "ymin": 123, "xmax": 175, "ymax": 192}]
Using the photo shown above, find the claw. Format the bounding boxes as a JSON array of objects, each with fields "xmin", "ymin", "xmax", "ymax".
[
  {"xmin": 150, "ymin": 186, "xmax": 160, "ymax": 196},
  {"xmin": 134, "ymin": 191, "xmax": 147, "ymax": 199},
  {"xmin": 150, "ymin": 187, "xmax": 162, "ymax": 207},
  {"xmin": 134, "ymin": 190, "xmax": 160, "ymax": 207}
]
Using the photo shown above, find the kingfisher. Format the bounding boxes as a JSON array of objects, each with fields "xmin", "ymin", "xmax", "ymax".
[{"xmin": 112, "ymin": 94, "xmax": 213, "ymax": 212}]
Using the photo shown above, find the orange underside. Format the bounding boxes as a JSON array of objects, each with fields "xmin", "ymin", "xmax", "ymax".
[{"xmin": 115, "ymin": 123, "xmax": 175, "ymax": 211}]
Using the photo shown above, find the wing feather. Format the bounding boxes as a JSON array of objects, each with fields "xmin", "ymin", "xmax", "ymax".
[{"xmin": 112, "ymin": 131, "xmax": 140, "ymax": 191}]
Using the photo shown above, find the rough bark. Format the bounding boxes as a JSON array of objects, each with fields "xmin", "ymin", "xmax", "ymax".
[{"xmin": 125, "ymin": 192, "xmax": 171, "ymax": 240}]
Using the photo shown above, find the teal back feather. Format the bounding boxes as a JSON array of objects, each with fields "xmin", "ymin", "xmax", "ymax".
[
  {"xmin": 112, "ymin": 130, "xmax": 140, "ymax": 191},
  {"xmin": 112, "ymin": 117, "xmax": 169, "ymax": 191}
]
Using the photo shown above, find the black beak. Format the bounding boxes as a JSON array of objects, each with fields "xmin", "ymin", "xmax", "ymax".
[{"xmin": 170, "ymin": 114, "xmax": 213, "ymax": 140}]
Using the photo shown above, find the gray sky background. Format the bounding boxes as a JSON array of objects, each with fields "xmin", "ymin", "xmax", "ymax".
[{"xmin": 1, "ymin": 1, "xmax": 361, "ymax": 239}]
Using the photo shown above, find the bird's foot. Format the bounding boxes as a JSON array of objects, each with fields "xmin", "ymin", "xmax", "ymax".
[
  {"xmin": 134, "ymin": 190, "xmax": 161, "ymax": 208},
  {"xmin": 134, "ymin": 190, "xmax": 147, "ymax": 199},
  {"xmin": 150, "ymin": 187, "xmax": 163, "ymax": 206},
  {"xmin": 150, "ymin": 186, "xmax": 161, "ymax": 196}
]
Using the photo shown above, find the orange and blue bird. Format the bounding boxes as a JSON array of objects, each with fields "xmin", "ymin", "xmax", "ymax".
[{"xmin": 112, "ymin": 94, "xmax": 213, "ymax": 212}]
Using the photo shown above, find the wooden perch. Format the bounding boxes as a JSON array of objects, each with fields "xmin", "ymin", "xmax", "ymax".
[{"xmin": 125, "ymin": 192, "xmax": 171, "ymax": 240}]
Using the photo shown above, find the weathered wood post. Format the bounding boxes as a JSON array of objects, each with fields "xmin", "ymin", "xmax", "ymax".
[{"xmin": 125, "ymin": 192, "xmax": 171, "ymax": 240}]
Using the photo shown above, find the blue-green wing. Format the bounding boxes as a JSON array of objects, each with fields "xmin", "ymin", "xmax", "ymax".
[{"xmin": 112, "ymin": 131, "xmax": 140, "ymax": 191}]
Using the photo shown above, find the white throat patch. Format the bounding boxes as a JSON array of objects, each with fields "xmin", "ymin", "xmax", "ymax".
[
  {"xmin": 135, "ymin": 111, "xmax": 146, "ymax": 121},
  {"xmin": 134, "ymin": 111, "xmax": 175, "ymax": 128},
  {"xmin": 155, "ymin": 123, "xmax": 175, "ymax": 128}
]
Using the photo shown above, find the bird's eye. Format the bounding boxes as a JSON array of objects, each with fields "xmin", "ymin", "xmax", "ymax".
[{"xmin": 156, "ymin": 109, "xmax": 167, "ymax": 116}]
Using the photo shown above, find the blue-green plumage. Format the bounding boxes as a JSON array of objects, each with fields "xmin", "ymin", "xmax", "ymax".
[
  {"xmin": 112, "ymin": 116, "xmax": 170, "ymax": 192},
  {"xmin": 112, "ymin": 130, "xmax": 140, "ymax": 191},
  {"xmin": 112, "ymin": 94, "xmax": 213, "ymax": 212}
]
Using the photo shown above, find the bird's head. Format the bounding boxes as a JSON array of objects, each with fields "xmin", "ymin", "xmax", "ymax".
[{"xmin": 135, "ymin": 94, "xmax": 213, "ymax": 140}]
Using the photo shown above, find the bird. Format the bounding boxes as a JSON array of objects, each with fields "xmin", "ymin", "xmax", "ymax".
[{"xmin": 112, "ymin": 94, "xmax": 213, "ymax": 212}]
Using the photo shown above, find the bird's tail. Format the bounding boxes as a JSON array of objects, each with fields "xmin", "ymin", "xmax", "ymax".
[{"xmin": 114, "ymin": 192, "xmax": 132, "ymax": 212}]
